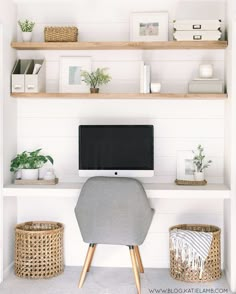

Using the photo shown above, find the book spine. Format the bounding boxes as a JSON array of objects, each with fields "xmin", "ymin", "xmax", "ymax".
[
  {"xmin": 140, "ymin": 61, "xmax": 144, "ymax": 93},
  {"xmin": 144, "ymin": 65, "xmax": 151, "ymax": 93}
]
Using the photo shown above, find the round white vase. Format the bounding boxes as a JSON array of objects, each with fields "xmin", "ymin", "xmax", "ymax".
[
  {"xmin": 194, "ymin": 171, "xmax": 205, "ymax": 181},
  {"xmin": 22, "ymin": 32, "xmax": 33, "ymax": 42},
  {"xmin": 21, "ymin": 169, "xmax": 39, "ymax": 180}
]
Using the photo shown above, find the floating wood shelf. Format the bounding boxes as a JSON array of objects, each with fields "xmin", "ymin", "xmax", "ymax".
[
  {"xmin": 11, "ymin": 41, "xmax": 228, "ymax": 50},
  {"xmin": 11, "ymin": 92, "xmax": 228, "ymax": 99},
  {"xmin": 3, "ymin": 183, "xmax": 230, "ymax": 199}
]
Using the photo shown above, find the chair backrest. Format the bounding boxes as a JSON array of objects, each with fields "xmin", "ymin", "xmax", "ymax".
[{"xmin": 75, "ymin": 177, "xmax": 154, "ymax": 246}]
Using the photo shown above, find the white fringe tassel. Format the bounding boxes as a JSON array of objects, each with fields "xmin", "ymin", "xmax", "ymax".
[{"xmin": 170, "ymin": 237, "xmax": 205, "ymax": 279}]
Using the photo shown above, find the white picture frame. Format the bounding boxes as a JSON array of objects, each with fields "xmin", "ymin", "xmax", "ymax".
[
  {"xmin": 130, "ymin": 12, "xmax": 169, "ymax": 42},
  {"xmin": 176, "ymin": 151, "xmax": 195, "ymax": 181},
  {"xmin": 59, "ymin": 57, "xmax": 91, "ymax": 93}
]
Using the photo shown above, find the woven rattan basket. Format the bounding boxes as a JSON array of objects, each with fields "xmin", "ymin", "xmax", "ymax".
[
  {"xmin": 15, "ymin": 221, "xmax": 64, "ymax": 279},
  {"xmin": 44, "ymin": 26, "xmax": 78, "ymax": 42},
  {"xmin": 169, "ymin": 224, "xmax": 221, "ymax": 282}
]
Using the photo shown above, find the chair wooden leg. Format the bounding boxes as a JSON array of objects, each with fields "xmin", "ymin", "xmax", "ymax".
[
  {"xmin": 129, "ymin": 246, "xmax": 141, "ymax": 294},
  {"xmin": 87, "ymin": 244, "xmax": 97, "ymax": 272},
  {"xmin": 78, "ymin": 244, "xmax": 95, "ymax": 288},
  {"xmin": 134, "ymin": 246, "xmax": 144, "ymax": 273}
]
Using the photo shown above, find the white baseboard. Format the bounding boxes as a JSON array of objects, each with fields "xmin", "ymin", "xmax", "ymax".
[{"xmin": 3, "ymin": 262, "xmax": 13, "ymax": 279}]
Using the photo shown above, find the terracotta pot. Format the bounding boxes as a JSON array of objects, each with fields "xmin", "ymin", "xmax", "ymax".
[{"xmin": 90, "ymin": 88, "xmax": 99, "ymax": 93}]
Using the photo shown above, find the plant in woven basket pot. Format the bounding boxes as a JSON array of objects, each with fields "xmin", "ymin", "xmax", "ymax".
[
  {"xmin": 18, "ymin": 19, "xmax": 35, "ymax": 42},
  {"xmin": 192, "ymin": 145, "xmax": 212, "ymax": 181},
  {"xmin": 10, "ymin": 148, "xmax": 53, "ymax": 180},
  {"xmin": 81, "ymin": 67, "xmax": 112, "ymax": 93}
]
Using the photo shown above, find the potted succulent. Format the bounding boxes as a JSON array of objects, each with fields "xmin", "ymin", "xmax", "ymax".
[
  {"xmin": 10, "ymin": 149, "xmax": 53, "ymax": 180},
  {"xmin": 81, "ymin": 67, "xmax": 112, "ymax": 93},
  {"xmin": 192, "ymin": 145, "xmax": 212, "ymax": 181},
  {"xmin": 18, "ymin": 19, "xmax": 35, "ymax": 42}
]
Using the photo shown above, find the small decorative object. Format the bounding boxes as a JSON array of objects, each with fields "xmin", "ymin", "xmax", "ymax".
[
  {"xmin": 10, "ymin": 148, "xmax": 54, "ymax": 180},
  {"xmin": 15, "ymin": 221, "xmax": 64, "ymax": 278},
  {"xmin": 151, "ymin": 82, "xmax": 161, "ymax": 93},
  {"xmin": 192, "ymin": 144, "xmax": 212, "ymax": 181},
  {"xmin": 169, "ymin": 224, "xmax": 221, "ymax": 282},
  {"xmin": 176, "ymin": 150, "xmax": 195, "ymax": 181},
  {"xmin": 81, "ymin": 68, "xmax": 112, "ymax": 93},
  {"xmin": 59, "ymin": 57, "xmax": 91, "ymax": 93},
  {"xmin": 44, "ymin": 26, "xmax": 78, "ymax": 42},
  {"xmin": 130, "ymin": 12, "xmax": 168, "ymax": 41},
  {"xmin": 199, "ymin": 64, "xmax": 214, "ymax": 78},
  {"xmin": 18, "ymin": 19, "xmax": 35, "ymax": 42}
]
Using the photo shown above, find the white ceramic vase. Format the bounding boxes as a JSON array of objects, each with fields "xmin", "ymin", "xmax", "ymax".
[
  {"xmin": 194, "ymin": 171, "xmax": 205, "ymax": 181},
  {"xmin": 22, "ymin": 32, "xmax": 33, "ymax": 42},
  {"xmin": 21, "ymin": 169, "xmax": 39, "ymax": 180}
]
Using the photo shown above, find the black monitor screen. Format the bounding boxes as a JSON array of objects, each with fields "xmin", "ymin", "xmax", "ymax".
[{"xmin": 79, "ymin": 125, "xmax": 154, "ymax": 170}]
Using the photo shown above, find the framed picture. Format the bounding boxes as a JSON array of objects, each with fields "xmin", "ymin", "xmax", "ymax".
[
  {"xmin": 130, "ymin": 12, "xmax": 169, "ymax": 41},
  {"xmin": 176, "ymin": 151, "xmax": 195, "ymax": 181},
  {"xmin": 59, "ymin": 57, "xmax": 91, "ymax": 93}
]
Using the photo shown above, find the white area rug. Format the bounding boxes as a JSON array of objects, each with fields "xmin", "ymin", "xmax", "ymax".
[{"xmin": 0, "ymin": 267, "xmax": 231, "ymax": 294}]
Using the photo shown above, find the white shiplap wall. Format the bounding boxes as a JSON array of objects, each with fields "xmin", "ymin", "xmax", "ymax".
[
  {"xmin": 15, "ymin": 0, "xmax": 226, "ymax": 267},
  {"xmin": 16, "ymin": 50, "xmax": 225, "ymax": 184}
]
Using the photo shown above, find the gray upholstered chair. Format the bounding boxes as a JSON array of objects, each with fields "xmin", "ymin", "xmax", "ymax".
[{"xmin": 74, "ymin": 176, "xmax": 154, "ymax": 294}]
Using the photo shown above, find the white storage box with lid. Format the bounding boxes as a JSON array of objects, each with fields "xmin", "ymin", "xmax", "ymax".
[
  {"xmin": 173, "ymin": 30, "xmax": 221, "ymax": 41},
  {"xmin": 173, "ymin": 20, "xmax": 221, "ymax": 31},
  {"xmin": 188, "ymin": 80, "xmax": 224, "ymax": 94}
]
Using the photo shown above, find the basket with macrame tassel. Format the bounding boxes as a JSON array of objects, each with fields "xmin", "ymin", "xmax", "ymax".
[{"xmin": 169, "ymin": 224, "xmax": 221, "ymax": 282}]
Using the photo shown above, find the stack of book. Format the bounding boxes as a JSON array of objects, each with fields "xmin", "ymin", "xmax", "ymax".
[
  {"xmin": 140, "ymin": 61, "xmax": 151, "ymax": 93},
  {"xmin": 173, "ymin": 20, "xmax": 222, "ymax": 41}
]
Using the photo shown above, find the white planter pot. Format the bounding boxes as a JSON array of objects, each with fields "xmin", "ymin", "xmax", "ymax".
[
  {"xmin": 22, "ymin": 32, "xmax": 33, "ymax": 42},
  {"xmin": 21, "ymin": 169, "xmax": 39, "ymax": 180},
  {"xmin": 194, "ymin": 171, "xmax": 205, "ymax": 181},
  {"xmin": 16, "ymin": 170, "xmax": 22, "ymax": 179}
]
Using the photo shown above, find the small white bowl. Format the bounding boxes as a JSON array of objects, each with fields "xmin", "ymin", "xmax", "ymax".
[{"xmin": 151, "ymin": 82, "xmax": 161, "ymax": 93}]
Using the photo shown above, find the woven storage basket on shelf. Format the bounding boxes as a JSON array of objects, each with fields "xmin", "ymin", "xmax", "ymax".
[
  {"xmin": 15, "ymin": 221, "xmax": 64, "ymax": 279},
  {"xmin": 169, "ymin": 224, "xmax": 221, "ymax": 282},
  {"xmin": 44, "ymin": 26, "xmax": 78, "ymax": 42}
]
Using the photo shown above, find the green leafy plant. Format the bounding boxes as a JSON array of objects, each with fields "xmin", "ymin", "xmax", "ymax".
[
  {"xmin": 81, "ymin": 68, "xmax": 112, "ymax": 88},
  {"xmin": 18, "ymin": 19, "xmax": 35, "ymax": 32},
  {"xmin": 10, "ymin": 149, "xmax": 53, "ymax": 173},
  {"xmin": 192, "ymin": 145, "xmax": 212, "ymax": 172}
]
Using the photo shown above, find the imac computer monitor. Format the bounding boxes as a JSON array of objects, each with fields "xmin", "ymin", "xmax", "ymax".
[{"xmin": 79, "ymin": 125, "xmax": 154, "ymax": 177}]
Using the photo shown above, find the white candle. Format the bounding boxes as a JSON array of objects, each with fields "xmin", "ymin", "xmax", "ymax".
[{"xmin": 199, "ymin": 64, "xmax": 213, "ymax": 78}]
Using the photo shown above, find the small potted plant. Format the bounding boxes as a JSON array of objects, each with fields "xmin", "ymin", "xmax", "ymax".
[
  {"xmin": 18, "ymin": 19, "xmax": 35, "ymax": 42},
  {"xmin": 81, "ymin": 67, "xmax": 111, "ymax": 93},
  {"xmin": 192, "ymin": 145, "xmax": 212, "ymax": 181},
  {"xmin": 10, "ymin": 148, "xmax": 53, "ymax": 180}
]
